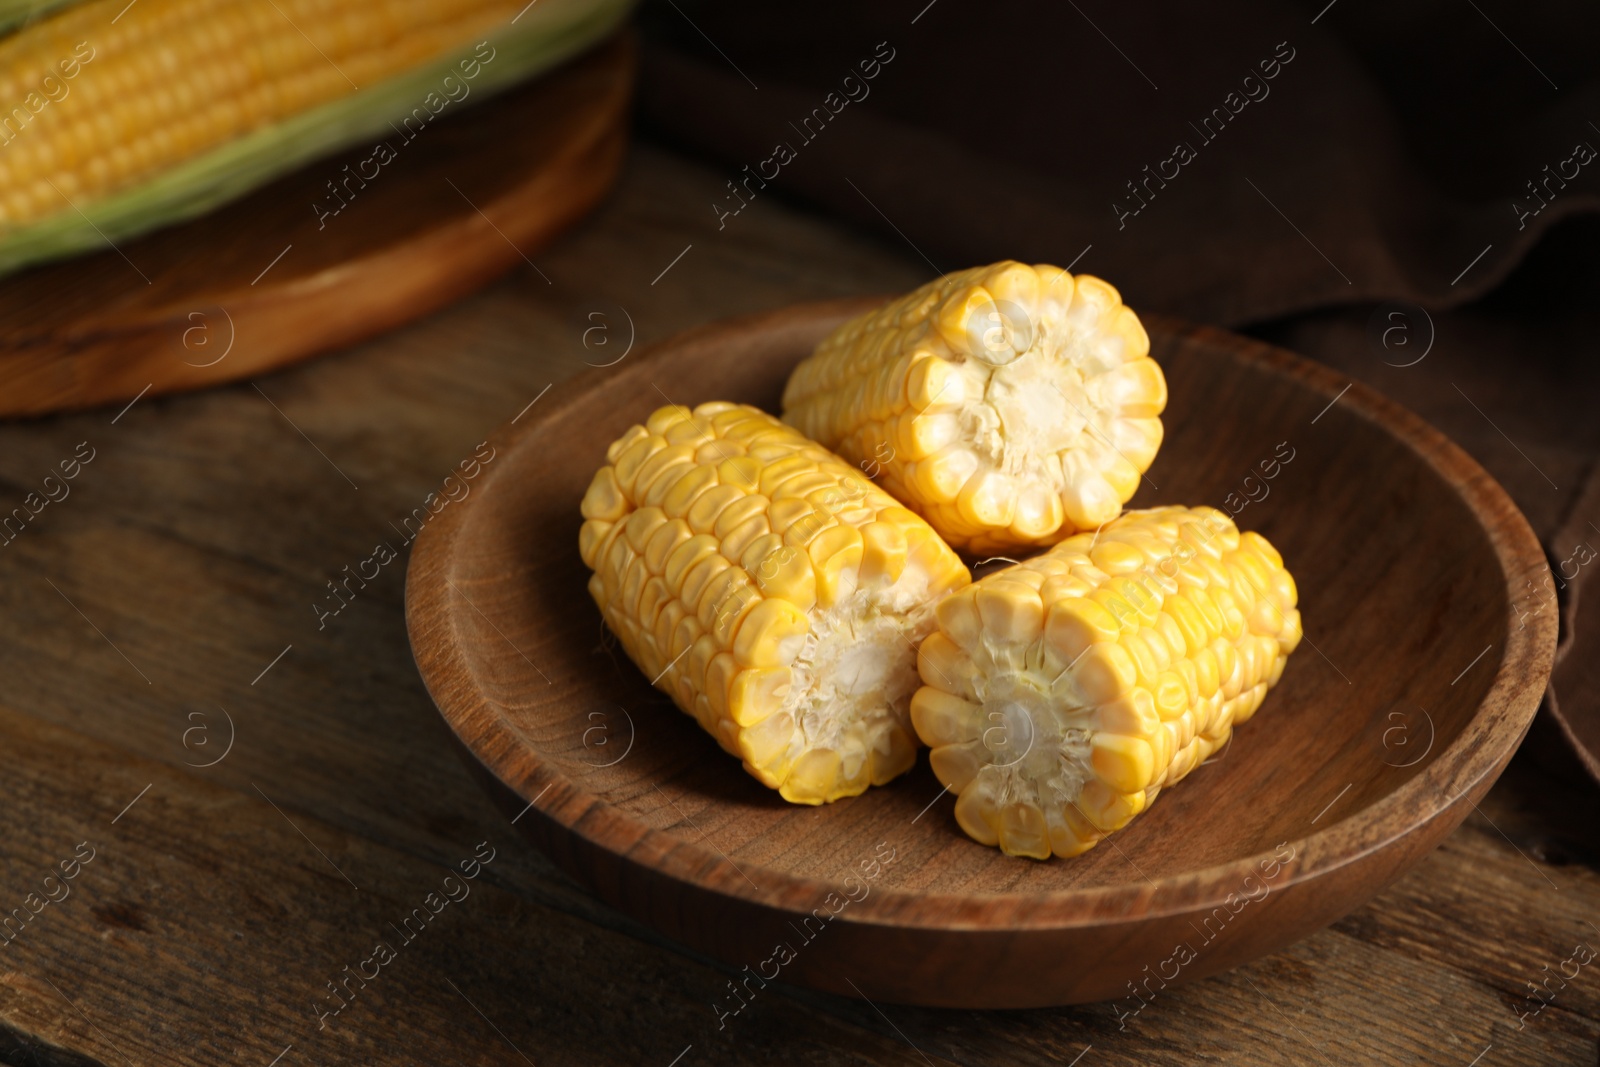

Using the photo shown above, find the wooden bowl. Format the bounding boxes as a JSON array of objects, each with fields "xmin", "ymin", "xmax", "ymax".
[{"xmin": 405, "ymin": 299, "xmax": 1557, "ymax": 1008}]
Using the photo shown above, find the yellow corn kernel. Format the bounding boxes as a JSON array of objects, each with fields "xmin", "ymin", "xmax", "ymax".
[
  {"xmin": 910, "ymin": 506, "xmax": 1299, "ymax": 859},
  {"xmin": 581, "ymin": 402, "xmax": 970, "ymax": 805},
  {"xmin": 783, "ymin": 261, "xmax": 1166, "ymax": 553}
]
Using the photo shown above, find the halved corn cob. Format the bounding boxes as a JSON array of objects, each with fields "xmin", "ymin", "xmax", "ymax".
[
  {"xmin": 580, "ymin": 402, "xmax": 971, "ymax": 804},
  {"xmin": 783, "ymin": 261, "xmax": 1167, "ymax": 555},
  {"xmin": 0, "ymin": 0, "xmax": 631, "ymax": 273},
  {"xmin": 910, "ymin": 506, "xmax": 1300, "ymax": 859}
]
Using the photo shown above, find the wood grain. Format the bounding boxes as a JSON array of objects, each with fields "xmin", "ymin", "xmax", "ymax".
[
  {"xmin": 405, "ymin": 299, "xmax": 1559, "ymax": 1007},
  {"xmin": 0, "ymin": 143, "xmax": 1589, "ymax": 1065},
  {"xmin": 0, "ymin": 34, "xmax": 634, "ymax": 420}
]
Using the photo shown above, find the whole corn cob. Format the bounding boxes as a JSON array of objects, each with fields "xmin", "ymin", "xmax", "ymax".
[
  {"xmin": 910, "ymin": 506, "xmax": 1300, "ymax": 859},
  {"xmin": 782, "ymin": 262, "xmax": 1167, "ymax": 555},
  {"xmin": 579, "ymin": 402, "xmax": 971, "ymax": 804},
  {"xmin": 0, "ymin": 0, "xmax": 631, "ymax": 273}
]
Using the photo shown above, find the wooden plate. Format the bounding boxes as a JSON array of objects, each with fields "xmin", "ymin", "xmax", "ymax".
[
  {"xmin": 0, "ymin": 33, "xmax": 632, "ymax": 420},
  {"xmin": 405, "ymin": 300, "xmax": 1557, "ymax": 1008}
]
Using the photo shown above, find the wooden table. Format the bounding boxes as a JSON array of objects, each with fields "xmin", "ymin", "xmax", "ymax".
[{"xmin": 0, "ymin": 142, "xmax": 1595, "ymax": 1067}]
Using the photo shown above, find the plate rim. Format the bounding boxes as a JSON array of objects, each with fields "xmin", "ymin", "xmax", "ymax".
[{"xmin": 405, "ymin": 298, "xmax": 1558, "ymax": 932}]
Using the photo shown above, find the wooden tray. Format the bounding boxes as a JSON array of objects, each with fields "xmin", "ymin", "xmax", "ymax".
[
  {"xmin": 0, "ymin": 34, "xmax": 633, "ymax": 420},
  {"xmin": 404, "ymin": 300, "xmax": 1557, "ymax": 1008}
]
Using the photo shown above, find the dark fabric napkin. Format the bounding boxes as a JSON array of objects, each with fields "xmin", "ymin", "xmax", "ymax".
[
  {"xmin": 636, "ymin": 0, "xmax": 1600, "ymax": 780},
  {"xmin": 638, "ymin": 0, "xmax": 1600, "ymax": 322}
]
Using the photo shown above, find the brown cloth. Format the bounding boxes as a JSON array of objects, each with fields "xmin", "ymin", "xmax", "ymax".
[
  {"xmin": 1547, "ymin": 457, "xmax": 1600, "ymax": 783},
  {"xmin": 637, "ymin": 0, "xmax": 1600, "ymax": 322},
  {"xmin": 636, "ymin": 0, "xmax": 1600, "ymax": 780}
]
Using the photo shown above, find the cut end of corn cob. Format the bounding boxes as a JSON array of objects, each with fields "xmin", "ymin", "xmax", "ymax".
[
  {"xmin": 580, "ymin": 402, "xmax": 971, "ymax": 805},
  {"xmin": 782, "ymin": 261, "xmax": 1167, "ymax": 554},
  {"xmin": 909, "ymin": 506, "xmax": 1300, "ymax": 859}
]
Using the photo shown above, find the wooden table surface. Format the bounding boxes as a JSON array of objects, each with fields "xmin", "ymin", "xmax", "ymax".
[{"xmin": 0, "ymin": 142, "xmax": 1596, "ymax": 1067}]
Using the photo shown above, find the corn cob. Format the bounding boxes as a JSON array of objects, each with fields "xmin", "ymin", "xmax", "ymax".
[
  {"xmin": 579, "ymin": 402, "xmax": 971, "ymax": 804},
  {"xmin": 910, "ymin": 506, "xmax": 1299, "ymax": 859},
  {"xmin": 0, "ymin": 0, "xmax": 631, "ymax": 273},
  {"xmin": 782, "ymin": 261, "xmax": 1167, "ymax": 555}
]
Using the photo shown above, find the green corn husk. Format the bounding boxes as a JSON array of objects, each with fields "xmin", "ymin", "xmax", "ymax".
[
  {"xmin": 0, "ymin": 0, "xmax": 84, "ymax": 36},
  {"xmin": 0, "ymin": 0, "xmax": 633, "ymax": 277}
]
